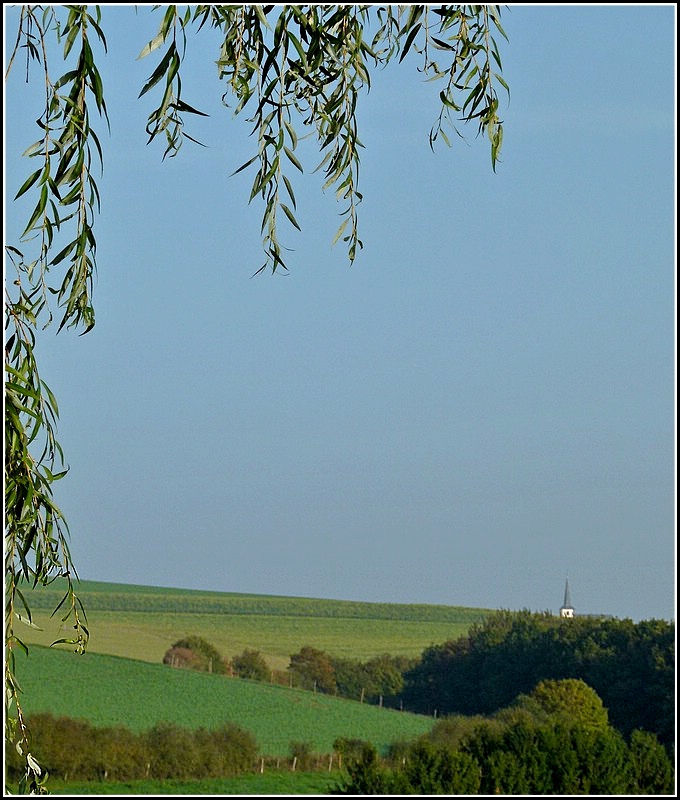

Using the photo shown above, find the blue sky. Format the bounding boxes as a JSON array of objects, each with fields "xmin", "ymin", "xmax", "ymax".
[{"xmin": 4, "ymin": 5, "xmax": 676, "ymax": 621}]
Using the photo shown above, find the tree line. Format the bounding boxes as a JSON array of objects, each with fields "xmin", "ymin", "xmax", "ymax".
[
  {"xmin": 400, "ymin": 610, "xmax": 675, "ymax": 749},
  {"xmin": 169, "ymin": 611, "xmax": 674, "ymax": 753},
  {"xmin": 163, "ymin": 636, "xmax": 415, "ymax": 704}
]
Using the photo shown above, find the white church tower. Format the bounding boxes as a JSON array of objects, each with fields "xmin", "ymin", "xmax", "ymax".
[{"xmin": 560, "ymin": 577, "xmax": 575, "ymax": 618}]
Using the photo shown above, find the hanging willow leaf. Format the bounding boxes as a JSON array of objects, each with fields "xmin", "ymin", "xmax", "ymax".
[{"xmin": 5, "ymin": 6, "xmax": 508, "ymax": 791}]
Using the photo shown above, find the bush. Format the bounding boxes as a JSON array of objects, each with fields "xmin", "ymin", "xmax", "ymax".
[
  {"xmin": 193, "ymin": 724, "xmax": 258, "ymax": 777},
  {"xmin": 331, "ymin": 741, "xmax": 393, "ymax": 795},
  {"xmin": 333, "ymin": 737, "xmax": 374, "ymax": 768},
  {"xmin": 146, "ymin": 721, "xmax": 200, "ymax": 780},
  {"xmin": 425, "ymin": 714, "xmax": 489, "ymax": 752},
  {"xmin": 163, "ymin": 646, "xmax": 206, "ymax": 672},
  {"xmin": 27, "ymin": 713, "xmax": 99, "ymax": 782},
  {"xmin": 290, "ymin": 740, "xmax": 316, "ymax": 771},
  {"xmin": 90, "ymin": 724, "xmax": 149, "ymax": 781},
  {"xmin": 165, "ymin": 635, "xmax": 227, "ymax": 674}
]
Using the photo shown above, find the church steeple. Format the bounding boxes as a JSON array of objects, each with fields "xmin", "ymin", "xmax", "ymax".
[{"xmin": 560, "ymin": 577, "xmax": 575, "ymax": 618}]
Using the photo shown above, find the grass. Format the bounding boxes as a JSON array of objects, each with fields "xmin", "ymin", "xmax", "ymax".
[
  {"xmin": 11, "ymin": 579, "xmax": 491, "ymax": 794},
  {"xmin": 17, "ymin": 578, "xmax": 490, "ymax": 671},
  {"xmin": 14, "ymin": 645, "xmax": 436, "ymax": 756},
  {"xmin": 48, "ymin": 772, "xmax": 338, "ymax": 795}
]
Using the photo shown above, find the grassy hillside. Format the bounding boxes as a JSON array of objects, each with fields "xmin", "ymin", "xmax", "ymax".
[
  {"xmin": 18, "ymin": 579, "xmax": 491, "ymax": 670},
  {"xmin": 14, "ymin": 645, "xmax": 435, "ymax": 756}
]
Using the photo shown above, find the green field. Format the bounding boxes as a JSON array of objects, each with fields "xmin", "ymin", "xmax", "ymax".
[
  {"xmin": 11, "ymin": 579, "xmax": 493, "ymax": 794},
  {"xmin": 17, "ymin": 578, "xmax": 491, "ymax": 671},
  {"xmin": 14, "ymin": 645, "xmax": 435, "ymax": 756},
  {"xmin": 48, "ymin": 772, "xmax": 337, "ymax": 795}
]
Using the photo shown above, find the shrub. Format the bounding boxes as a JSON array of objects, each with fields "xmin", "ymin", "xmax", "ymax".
[
  {"xmin": 145, "ymin": 721, "xmax": 200, "ymax": 780},
  {"xmin": 290, "ymin": 740, "xmax": 316, "ymax": 771},
  {"xmin": 333, "ymin": 737, "xmax": 374, "ymax": 768},
  {"xmin": 166, "ymin": 635, "xmax": 227, "ymax": 674},
  {"xmin": 90, "ymin": 724, "xmax": 149, "ymax": 781},
  {"xmin": 331, "ymin": 741, "xmax": 393, "ymax": 795},
  {"xmin": 425, "ymin": 714, "xmax": 489, "ymax": 752},
  {"xmin": 163, "ymin": 646, "xmax": 206, "ymax": 672},
  {"xmin": 193, "ymin": 724, "xmax": 258, "ymax": 777},
  {"xmin": 28, "ymin": 713, "xmax": 99, "ymax": 781}
]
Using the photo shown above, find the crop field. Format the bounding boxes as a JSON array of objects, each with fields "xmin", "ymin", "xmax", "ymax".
[
  {"xmin": 14, "ymin": 645, "xmax": 435, "ymax": 756},
  {"xmin": 18, "ymin": 578, "xmax": 491, "ymax": 670}
]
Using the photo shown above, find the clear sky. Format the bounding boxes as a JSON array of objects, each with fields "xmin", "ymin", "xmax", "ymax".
[{"xmin": 4, "ymin": 5, "xmax": 676, "ymax": 622}]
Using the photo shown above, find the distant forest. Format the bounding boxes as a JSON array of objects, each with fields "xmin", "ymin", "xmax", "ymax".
[{"xmin": 401, "ymin": 610, "xmax": 674, "ymax": 747}]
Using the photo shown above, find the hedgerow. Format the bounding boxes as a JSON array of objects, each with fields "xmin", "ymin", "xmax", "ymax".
[{"xmin": 4, "ymin": 713, "xmax": 257, "ymax": 785}]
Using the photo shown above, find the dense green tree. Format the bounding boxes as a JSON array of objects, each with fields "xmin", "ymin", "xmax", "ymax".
[
  {"xmin": 568, "ymin": 724, "xmax": 632, "ymax": 794},
  {"xmin": 230, "ymin": 648, "xmax": 270, "ymax": 682},
  {"xmin": 400, "ymin": 741, "xmax": 482, "ymax": 794},
  {"xmin": 288, "ymin": 645, "xmax": 336, "ymax": 693},
  {"xmin": 363, "ymin": 654, "xmax": 410, "ymax": 704},
  {"xmin": 330, "ymin": 656, "xmax": 367, "ymax": 701},
  {"xmin": 5, "ymin": 6, "xmax": 508, "ymax": 789},
  {"xmin": 536, "ymin": 723, "xmax": 581, "ymax": 794},
  {"xmin": 514, "ymin": 678, "xmax": 609, "ymax": 731},
  {"xmin": 627, "ymin": 729, "xmax": 675, "ymax": 794},
  {"xmin": 331, "ymin": 652, "xmax": 413, "ymax": 704}
]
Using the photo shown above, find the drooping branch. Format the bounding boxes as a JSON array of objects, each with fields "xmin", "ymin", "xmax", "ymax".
[{"xmin": 4, "ymin": 6, "xmax": 508, "ymax": 792}]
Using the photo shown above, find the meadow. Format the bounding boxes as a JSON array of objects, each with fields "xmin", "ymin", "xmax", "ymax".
[
  {"xmin": 18, "ymin": 579, "xmax": 490, "ymax": 670},
  {"xmin": 14, "ymin": 645, "xmax": 435, "ymax": 756},
  {"xmin": 11, "ymin": 579, "xmax": 492, "ymax": 793}
]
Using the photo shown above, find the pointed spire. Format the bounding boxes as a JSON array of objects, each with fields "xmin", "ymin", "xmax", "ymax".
[{"xmin": 560, "ymin": 576, "xmax": 574, "ymax": 618}]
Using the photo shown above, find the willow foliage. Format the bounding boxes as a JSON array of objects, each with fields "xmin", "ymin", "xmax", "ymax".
[{"xmin": 4, "ymin": 5, "xmax": 507, "ymax": 792}]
